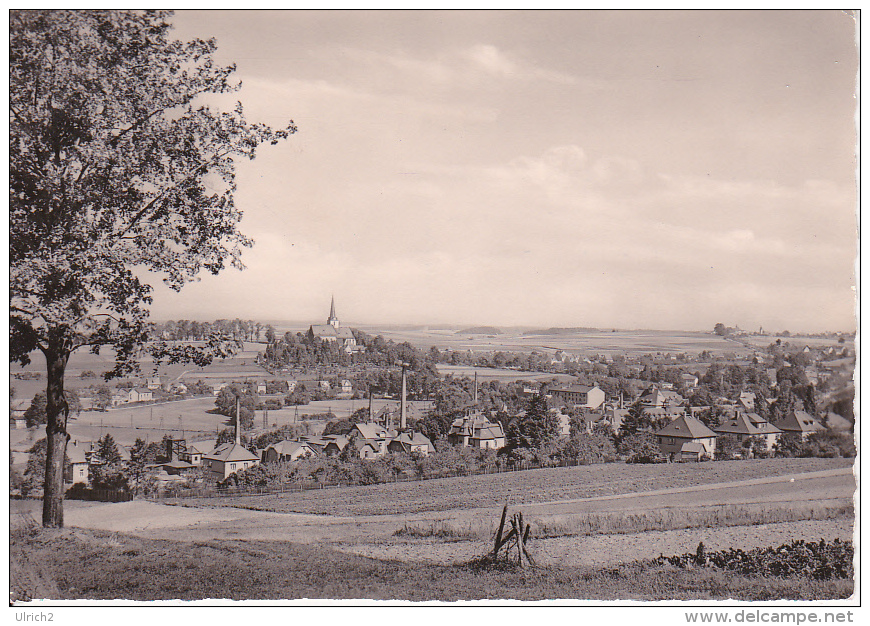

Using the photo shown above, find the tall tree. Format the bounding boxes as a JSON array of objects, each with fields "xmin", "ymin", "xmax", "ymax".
[
  {"xmin": 506, "ymin": 394, "xmax": 560, "ymax": 450},
  {"xmin": 24, "ymin": 392, "xmax": 48, "ymax": 428},
  {"xmin": 10, "ymin": 10, "xmax": 295, "ymax": 527},
  {"xmin": 96, "ymin": 432, "xmax": 122, "ymax": 464}
]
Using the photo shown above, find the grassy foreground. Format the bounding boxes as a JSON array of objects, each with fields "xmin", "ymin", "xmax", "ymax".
[{"xmin": 11, "ymin": 526, "xmax": 853, "ymax": 603}]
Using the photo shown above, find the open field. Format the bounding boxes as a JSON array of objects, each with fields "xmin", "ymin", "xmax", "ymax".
[
  {"xmin": 360, "ymin": 327, "xmax": 759, "ymax": 357},
  {"xmin": 11, "ymin": 460, "xmax": 855, "ymax": 601},
  {"xmin": 185, "ymin": 458, "xmax": 854, "ymax": 517}
]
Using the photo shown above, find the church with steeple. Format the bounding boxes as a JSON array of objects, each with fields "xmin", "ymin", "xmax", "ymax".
[{"xmin": 307, "ymin": 296, "xmax": 358, "ymax": 351}]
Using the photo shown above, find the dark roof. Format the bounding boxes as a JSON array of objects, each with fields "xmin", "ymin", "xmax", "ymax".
[
  {"xmin": 203, "ymin": 443, "xmax": 258, "ymax": 462},
  {"xmin": 656, "ymin": 415, "xmax": 718, "ymax": 439},
  {"xmin": 309, "ymin": 324, "xmax": 355, "ymax": 340},
  {"xmin": 774, "ymin": 410, "xmax": 823, "ymax": 434}
]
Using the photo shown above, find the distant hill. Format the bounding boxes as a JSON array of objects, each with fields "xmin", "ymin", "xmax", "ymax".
[
  {"xmin": 456, "ymin": 326, "xmax": 503, "ymax": 335},
  {"xmin": 522, "ymin": 327, "xmax": 599, "ymax": 336}
]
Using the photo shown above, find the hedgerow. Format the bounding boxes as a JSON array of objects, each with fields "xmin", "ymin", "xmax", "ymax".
[{"xmin": 654, "ymin": 539, "xmax": 853, "ymax": 580}]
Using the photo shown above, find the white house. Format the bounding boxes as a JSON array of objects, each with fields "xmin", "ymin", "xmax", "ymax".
[{"xmin": 202, "ymin": 443, "xmax": 259, "ymax": 481}]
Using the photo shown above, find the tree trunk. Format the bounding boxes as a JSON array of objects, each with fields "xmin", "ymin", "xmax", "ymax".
[{"xmin": 42, "ymin": 338, "xmax": 72, "ymax": 528}]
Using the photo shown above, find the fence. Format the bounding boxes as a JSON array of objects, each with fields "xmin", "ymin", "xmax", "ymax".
[
  {"xmin": 66, "ymin": 487, "xmax": 134, "ymax": 502},
  {"xmin": 150, "ymin": 457, "xmax": 589, "ymax": 502}
]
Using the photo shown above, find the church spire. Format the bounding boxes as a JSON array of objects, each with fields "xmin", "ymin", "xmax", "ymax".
[{"xmin": 327, "ymin": 295, "xmax": 339, "ymax": 328}]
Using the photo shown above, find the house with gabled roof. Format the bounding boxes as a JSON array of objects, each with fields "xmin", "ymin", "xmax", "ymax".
[
  {"xmin": 180, "ymin": 441, "xmax": 213, "ymax": 466},
  {"xmin": 128, "ymin": 388, "xmax": 153, "ymax": 403},
  {"xmin": 773, "ymin": 410, "xmax": 824, "ymax": 440},
  {"xmin": 202, "ymin": 442, "xmax": 258, "ymax": 481},
  {"xmin": 263, "ymin": 440, "xmax": 316, "ymax": 463},
  {"xmin": 348, "ymin": 422, "xmax": 392, "ymax": 455},
  {"xmin": 65, "ymin": 441, "xmax": 89, "ymax": 485},
  {"xmin": 655, "ymin": 415, "xmax": 718, "ymax": 459},
  {"xmin": 639, "ymin": 386, "xmax": 684, "ymax": 408},
  {"xmin": 680, "ymin": 373, "xmax": 699, "ymax": 389},
  {"xmin": 742, "ymin": 413, "xmax": 783, "ymax": 450},
  {"xmin": 715, "ymin": 412, "xmax": 781, "ymax": 451},
  {"xmin": 388, "ymin": 430, "xmax": 435, "ymax": 456},
  {"xmin": 448, "ymin": 411, "xmax": 506, "ymax": 450}
]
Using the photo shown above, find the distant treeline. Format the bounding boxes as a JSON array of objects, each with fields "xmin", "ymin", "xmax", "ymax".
[{"xmin": 456, "ymin": 326, "xmax": 502, "ymax": 335}]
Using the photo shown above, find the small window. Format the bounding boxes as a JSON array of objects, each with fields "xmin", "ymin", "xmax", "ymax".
[{"xmin": 230, "ymin": 463, "xmax": 236, "ymax": 470}]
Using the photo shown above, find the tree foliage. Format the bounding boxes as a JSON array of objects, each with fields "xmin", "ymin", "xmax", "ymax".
[
  {"xmin": 24, "ymin": 392, "xmax": 48, "ymax": 427},
  {"xmin": 505, "ymin": 394, "xmax": 560, "ymax": 451},
  {"xmin": 214, "ymin": 384, "xmax": 256, "ymax": 428},
  {"xmin": 9, "ymin": 10, "xmax": 294, "ymax": 527}
]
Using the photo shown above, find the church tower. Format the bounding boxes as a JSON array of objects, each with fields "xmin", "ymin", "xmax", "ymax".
[{"xmin": 327, "ymin": 295, "xmax": 340, "ymax": 329}]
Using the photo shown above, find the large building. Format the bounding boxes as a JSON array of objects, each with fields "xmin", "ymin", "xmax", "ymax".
[
  {"xmin": 307, "ymin": 297, "xmax": 358, "ymax": 351},
  {"xmin": 548, "ymin": 384, "xmax": 606, "ymax": 409}
]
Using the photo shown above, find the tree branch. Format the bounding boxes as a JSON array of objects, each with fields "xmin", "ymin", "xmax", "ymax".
[{"xmin": 113, "ymin": 149, "xmax": 232, "ymax": 239}]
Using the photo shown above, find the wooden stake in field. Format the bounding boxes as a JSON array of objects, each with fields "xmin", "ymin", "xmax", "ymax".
[{"xmin": 490, "ymin": 504, "xmax": 535, "ymax": 567}]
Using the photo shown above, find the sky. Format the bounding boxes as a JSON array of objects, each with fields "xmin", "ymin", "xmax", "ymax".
[{"xmin": 148, "ymin": 10, "xmax": 859, "ymax": 333}]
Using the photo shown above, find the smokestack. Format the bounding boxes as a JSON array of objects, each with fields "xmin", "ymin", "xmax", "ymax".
[
  {"xmin": 400, "ymin": 365, "xmax": 407, "ymax": 431},
  {"xmin": 474, "ymin": 372, "xmax": 478, "ymax": 405},
  {"xmin": 235, "ymin": 396, "xmax": 241, "ymax": 446}
]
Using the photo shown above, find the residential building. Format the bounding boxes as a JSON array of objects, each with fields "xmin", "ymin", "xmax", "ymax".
[
  {"xmin": 348, "ymin": 422, "xmax": 393, "ymax": 455},
  {"xmin": 128, "ymin": 388, "xmax": 153, "ymax": 403},
  {"xmin": 773, "ymin": 410, "xmax": 824, "ymax": 440},
  {"xmin": 262, "ymin": 440, "xmax": 316, "ymax": 463},
  {"xmin": 715, "ymin": 412, "xmax": 781, "ymax": 451},
  {"xmin": 641, "ymin": 405, "xmax": 687, "ymax": 422},
  {"xmin": 655, "ymin": 415, "xmax": 718, "ymax": 459},
  {"xmin": 180, "ymin": 442, "xmax": 212, "ymax": 466},
  {"xmin": 447, "ymin": 411, "xmax": 506, "ymax": 449},
  {"xmin": 639, "ymin": 386, "xmax": 684, "ymax": 407},
  {"xmin": 338, "ymin": 379, "xmax": 354, "ymax": 398},
  {"xmin": 388, "ymin": 430, "xmax": 435, "ymax": 456},
  {"xmin": 743, "ymin": 413, "xmax": 782, "ymax": 451},
  {"xmin": 65, "ymin": 442, "xmax": 89, "ymax": 485},
  {"xmin": 680, "ymin": 373, "xmax": 699, "ymax": 389},
  {"xmin": 202, "ymin": 443, "xmax": 258, "ymax": 481}
]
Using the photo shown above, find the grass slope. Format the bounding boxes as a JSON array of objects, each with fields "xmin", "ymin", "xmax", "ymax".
[
  {"xmin": 188, "ymin": 458, "xmax": 854, "ymax": 517},
  {"xmin": 11, "ymin": 527, "xmax": 853, "ymax": 602}
]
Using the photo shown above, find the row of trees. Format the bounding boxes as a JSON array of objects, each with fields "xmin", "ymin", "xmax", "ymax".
[{"xmin": 153, "ymin": 319, "xmax": 275, "ymax": 343}]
